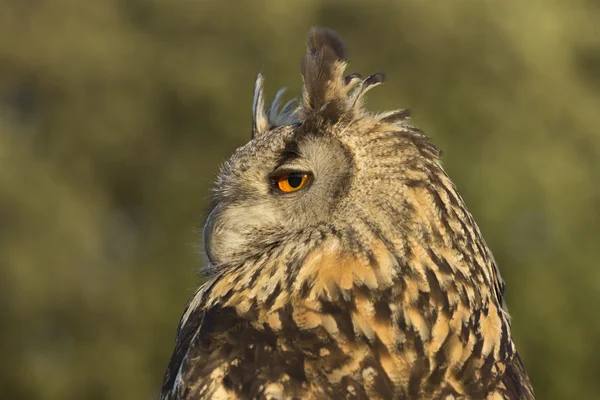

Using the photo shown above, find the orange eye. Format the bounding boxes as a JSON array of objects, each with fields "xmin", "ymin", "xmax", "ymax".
[{"xmin": 276, "ymin": 173, "xmax": 310, "ymax": 193}]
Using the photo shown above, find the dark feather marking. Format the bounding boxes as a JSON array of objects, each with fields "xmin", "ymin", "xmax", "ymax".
[
  {"xmin": 428, "ymin": 333, "xmax": 453, "ymax": 388},
  {"xmin": 417, "ymin": 289, "xmax": 430, "ymax": 311},
  {"xmin": 460, "ymin": 322, "xmax": 470, "ymax": 343},
  {"xmin": 320, "ymin": 300, "xmax": 356, "ymax": 341},
  {"xmin": 453, "ymin": 266, "xmax": 469, "ymax": 286},
  {"xmin": 373, "ymin": 297, "xmax": 392, "ymax": 323},
  {"xmin": 500, "ymin": 322, "xmax": 512, "ymax": 360},
  {"xmin": 263, "ymin": 282, "xmax": 281, "ymax": 309},
  {"xmin": 363, "ymin": 72, "xmax": 385, "ymax": 86},
  {"xmin": 408, "ymin": 337, "xmax": 429, "ymax": 398},
  {"xmin": 481, "ymin": 352, "xmax": 497, "ymax": 381},
  {"xmin": 459, "ymin": 335, "xmax": 484, "ymax": 382},
  {"xmin": 299, "ymin": 279, "xmax": 312, "ymax": 298},
  {"xmin": 344, "ymin": 72, "xmax": 362, "ymax": 85},
  {"xmin": 426, "ymin": 248, "xmax": 452, "ymax": 276},
  {"xmin": 274, "ymin": 137, "xmax": 302, "ymax": 168},
  {"xmin": 425, "ymin": 269, "xmax": 450, "ymax": 310},
  {"xmin": 471, "ymin": 309, "xmax": 482, "ymax": 336}
]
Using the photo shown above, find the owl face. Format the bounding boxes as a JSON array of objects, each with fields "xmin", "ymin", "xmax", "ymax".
[{"xmin": 204, "ymin": 125, "xmax": 354, "ymax": 267}]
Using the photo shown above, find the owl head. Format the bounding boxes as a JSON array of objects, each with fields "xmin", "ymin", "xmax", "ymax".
[{"xmin": 203, "ymin": 27, "xmax": 458, "ymax": 284}]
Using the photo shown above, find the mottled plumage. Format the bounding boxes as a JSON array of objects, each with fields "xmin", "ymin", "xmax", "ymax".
[{"xmin": 160, "ymin": 27, "xmax": 534, "ymax": 399}]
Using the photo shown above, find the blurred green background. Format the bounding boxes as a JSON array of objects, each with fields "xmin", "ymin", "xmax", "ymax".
[{"xmin": 1, "ymin": 1, "xmax": 599, "ymax": 399}]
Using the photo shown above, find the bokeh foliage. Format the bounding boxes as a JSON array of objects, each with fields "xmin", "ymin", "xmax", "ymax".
[{"xmin": 1, "ymin": 1, "xmax": 599, "ymax": 399}]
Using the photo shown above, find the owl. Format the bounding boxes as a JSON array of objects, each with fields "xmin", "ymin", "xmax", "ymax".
[{"xmin": 160, "ymin": 27, "xmax": 535, "ymax": 399}]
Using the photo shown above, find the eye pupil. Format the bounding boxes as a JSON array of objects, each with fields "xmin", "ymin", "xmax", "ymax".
[{"xmin": 287, "ymin": 174, "xmax": 303, "ymax": 188}]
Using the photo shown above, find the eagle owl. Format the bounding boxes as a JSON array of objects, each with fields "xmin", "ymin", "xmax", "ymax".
[{"xmin": 160, "ymin": 28, "xmax": 534, "ymax": 399}]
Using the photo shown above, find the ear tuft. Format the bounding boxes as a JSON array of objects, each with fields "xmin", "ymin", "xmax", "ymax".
[
  {"xmin": 301, "ymin": 27, "xmax": 349, "ymax": 122},
  {"xmin": 252, "ymin": 73, "xmax": 269, "ymax": 138},
  {"xmin": 252, "ymin": 28, "xmax": 389, "ymax": 135},
  {"xmin": 251, "ymin": 74, "xmax": 301, "ymax": 138}
]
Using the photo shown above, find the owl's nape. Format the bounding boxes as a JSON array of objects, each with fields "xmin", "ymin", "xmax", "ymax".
[{"xmin": 160, "ymin": 27, "xmax": 535, "ymax": 399}]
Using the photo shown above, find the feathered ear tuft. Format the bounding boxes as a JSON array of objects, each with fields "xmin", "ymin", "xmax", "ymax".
[
  {"xmin": 252, "ymin": 73, "xmax": 269, "ymax": 138},
  {"xmin": 301, "ymin": 27, "xmax": 349, "ymax": 123},
  {"xmin": 251, "ymin": 74, "xmax": 301, "ymax": 138},
  {"xmin": 252, "ymin": 28, "xmax": 389, "ymax": 137}
]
